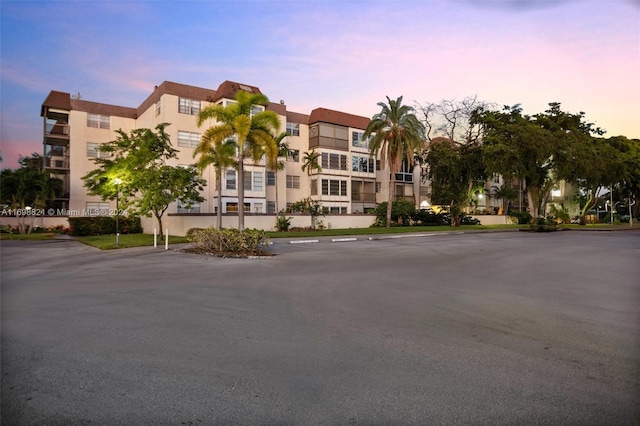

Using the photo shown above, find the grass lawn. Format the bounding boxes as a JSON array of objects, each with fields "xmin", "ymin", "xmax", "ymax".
[
  {"xmin": 75, "ymin": 233, "xmax": 190, "ymax": 250},
  {"xmin": 265, "ymin": 224, "xmax": 525, "ymax": 238}
]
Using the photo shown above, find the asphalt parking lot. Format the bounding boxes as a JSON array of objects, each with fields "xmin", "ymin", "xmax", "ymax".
[{"xmin": 2, "ymin": 231, "xmax": 639, "ymax": 425}]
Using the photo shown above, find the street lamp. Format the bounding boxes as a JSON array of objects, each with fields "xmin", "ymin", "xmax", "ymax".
[{"xmin": 114, "ymin": 178, "xmax": 121, "ymax": 247}]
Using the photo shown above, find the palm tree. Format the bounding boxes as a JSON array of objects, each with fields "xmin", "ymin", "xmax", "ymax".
[
  {"xmin": 193, "ymin": 137, "xmax": 237, "ymax": 230},
  {"xmin": 197, "ymin": 91, "xmax": 280, "ymax": 231},
  {"xmin": 267, "ymin": 132, "xmax": 290, "ymax": 214},
  {"xmin": 301, "ymin": 149, "xmax": 322, "ymax": 193},
  {"xmin": 363, "ymin": 96, "xmax": 425, "ymax": 228},
  {"xmin": 492, "ymin": 185, "xmax": 518, "ymax": 215}
]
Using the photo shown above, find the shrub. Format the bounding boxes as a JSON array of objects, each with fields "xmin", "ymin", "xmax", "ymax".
[
  {"xmin": 189, "ymin": 228, "xmax": 270, "ymax": 257},
  {"xmin": 602, "ymin": 212, "xmax": 619, "ymax": 224},
  {"xmin": 68, "ymin": 216, "xmax": 142, "ymax": 236},
  {"xmin": 374, "ymin": 200, "xmax": 416, "ymax": 226},
  {"xmin": 276, "ymin": 215, "xmax": 292, "ymax": 232},
  {"xmin": 460, "ymin": 214, "xmax": 481, "ymax": 225},
  {"xmin": 509, "ymin": 210, "xmax": 532, "ymax": 225},
  {"xmin": 411, "ymin": 209, "xmax": 450, "ymax": 226}
]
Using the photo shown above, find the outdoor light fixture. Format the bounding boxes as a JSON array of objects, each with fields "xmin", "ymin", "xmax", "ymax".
[
  {"xmin": 114, "ymin": 178, "xmax": 122, "ymax": 247},
  {"xmin": 551, "ymin": 189, "xmax": 561, "ymax": 197}
]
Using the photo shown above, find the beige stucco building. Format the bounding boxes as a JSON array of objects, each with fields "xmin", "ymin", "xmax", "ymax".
[{"xmin": 41, "ymin": 80, "xmax": 434, "ymax": 232}]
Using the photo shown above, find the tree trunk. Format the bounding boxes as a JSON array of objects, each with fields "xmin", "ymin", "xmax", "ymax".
[
  {"xmin": 216, "ymin": 170, "xmax": 223, "ymax": 230},
  {"xmin": 527, "ymin": 189, "xmax": 539, "ymax": 218},
  {"xmin": 237, "ymin": 154, "xmax": 245, "ymax": 232},
  {"xmin": 275, "ymin": 169, "xmax": 279, "ymax": 216},
  {"xmin": 156, "ymin": 213, "xmax": 164, "ymax": 239},
  {"xmin": 387, "ymin": 174, "xmax": 395, "ymax": 229}
]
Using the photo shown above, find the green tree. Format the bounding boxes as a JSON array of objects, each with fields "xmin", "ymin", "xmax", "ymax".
[
  {"xmin": 193, "ymin": 136, "xmax": 237, "ymax": 230},
  {"xmin": 1, "ymin": 153, "xmax": 63, "ymax": 234},
  {"xmin": 364, "ymin": 96, "xmax": 425, "ymax": 228},
  {"xmin": 268, "ymin": 132, "xmax": 290, "ymax": 215},
  {"xmin": 82, "ymin": 123, "xmax": 205, "ymax": 238},
  {"xmin": 473, "ymin": 105, "xmax": 556, "ymax": 217},
  {"xmin": 425, "ymin": 138, "xmax": 485, "ymax": 225},
  {"xmin": 286, "ymin": 196, "xmax": 326, "ymax": 230},
  {"xmin": 197, "ymin": 91, "xmax": 280, "ymax": 231},
  {"xmin": 492, "ymin": 184, "xmax": 518, "ymax": 215},
  {"xmin": 301, "ymin": 149, "xmax": 322, "ymax": 191}
]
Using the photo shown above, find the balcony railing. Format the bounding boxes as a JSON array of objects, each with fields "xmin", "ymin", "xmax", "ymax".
[
  {"xmin": 351, "ymin": 192, "xmax": 376, "ymax": 202},
  {"xmin": 45, "ymin": 158, "xmax": 69, "ymax": 169},
  {"xmin": 45, "ymin": 123, "xmax": 70, "ymax": 137}
]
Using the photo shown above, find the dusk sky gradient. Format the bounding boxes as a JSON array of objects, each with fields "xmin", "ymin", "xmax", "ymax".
[{"xmin": 1, "ymin": 0, "xmax": 639, "ymax": 169}]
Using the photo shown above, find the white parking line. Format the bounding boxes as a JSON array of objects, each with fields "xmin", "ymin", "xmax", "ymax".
[
  {"xmin": 331, "ymin": 237, "xmax": 358, "ymax": 242},
  {"xmin": 289, "ymin": 239, "xmax": 320, "ymax": 244},
  {"xmin": 368, "ymin": 233, "xmax": 436, "ymax": 240}
]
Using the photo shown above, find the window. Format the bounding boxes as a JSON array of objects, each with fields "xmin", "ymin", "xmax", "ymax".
[
  {"xmin": 329, "ymin": 206, "xmax": 347, "ymax": 214},
  {"xmin": 321, "ymin": 179, "xmax": 347, "ymax": 196},
  {"xmin": 266, "ymin": 171, "xmax": 276, "ymax": 186},
  {"xmin": 376, "ymin": 182, "xmax": 382, "ymax": 193},
  {"xmin": 266, "ymin": 201, "xmax": 276, "ymax": 214},
  {"xmin": 352, "ymin": 131, "xmax": 369, "ymax": 149},
  {"xmin": 253, "ymin": 172, "xmax": 263, "ymax": 192},
  {"xmin": 309, "ymin": 123, "xmax": 348, "ymax": 150},
  {"xmin": 177, "ymin": 201, "xmax": 200, "ymax": 213},
  {"xmin": 321, "ymin": 152, "xmax": 347, "ymax": 171},
  {"xmin": 286, "ymin": 122, "xmax": 300, "ymax": 136},
  {"xmin": 352, "ymin": 155, "xmax": 375, "ymax": 173},
  {"xmin": 287, "ymin": 149, "xmax": 299, "ymax": 162},
  {"xmin": 87, "ymin": 114, "xmax": 109, "ymax": 129},
  {"xmin": 179, "ymin": 97, "xmax": 200, "ymax": 115},
  {"xmin": 244, "ymin": 171, "xmax": 252, "ymax": 191},
  {"xmin": 155, "ymin": 100, "xmax": 161, "ymax": 117},
  {"xmin": 87, "ymin": 142, "xmax": 109, "ymax": 158},
  {"xmin": 177, "ymin": 131, "xmax": 200, "ymax": 148},
  {"xmin": 226, "ymin": 202, "xmax": 250, "ymax": 212},
  {"xmin": 85, "ymin": 202, "xmax": 110, "ymax": 216},
  {"xmin": 286, "ymin": 175, "xmax": 300, "ymax": 189},
  {"xmin": 226, "ymin": 170, "xmax": 236, "ymax": 190},
  {"xmin": 310, "ymin": 179, "xmax": 317, "ymax": 196},
  {"xmin": 250, "ymin": 105, "xmax": 263, "ymax": 117},
  {"xmin": 493, "ymin": 173, "xmax": 501, "ymax": 184}
]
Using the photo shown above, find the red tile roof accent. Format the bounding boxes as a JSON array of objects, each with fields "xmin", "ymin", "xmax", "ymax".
[
  {"xmin": 267, "ymin": 102, "xmax": 287, "ymax": 116},
  {"xmin": 71, "ymin": 99, "xmax": 138, "ymax": 119},
  {"xmin": 41, "ymin": 91, "xmax": 71, "ymax": 116},
  {"xmin": 286, "ymin": 111, "xmax": 310, "ymax": 124},
  {"xmin": 214, "ymin": 80, "xmax": 263, "ymax": 102},
  {"xmin": 308, "ymin": 107, "xmax": 369, "ymax": 130}
]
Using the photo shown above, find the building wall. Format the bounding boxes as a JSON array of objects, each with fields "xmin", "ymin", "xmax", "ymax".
[{"xmin": 41, "ymin": 81, "xmax": 432, "ymax": 231}]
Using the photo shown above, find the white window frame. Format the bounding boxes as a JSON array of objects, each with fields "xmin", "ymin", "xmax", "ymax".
[
  {"xmin": 87, "ymin": 113, "xmax": 110, "ymax": 129},
  {"xmin": 179, "ymin": 97, "xmax": 201, "ymax": 115},
  {"xmin": 177, "ymin": 131, "xmax": 200, "ymax": 148},
  {"xmin": 87, "ymin": 142, "xmax": 110, "ymax": 158},
  {"xmin": 286, "ymin": 122, "xmax": 300, "ymax": 136},
  {"xmin": 286, "ymin": 175, "xmax": 300, "ymax": 189}
]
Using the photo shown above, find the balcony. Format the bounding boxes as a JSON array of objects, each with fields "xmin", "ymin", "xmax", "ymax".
[
  {"xmin": 45, "ymin": 122, "xmax": 70, "ymax": 136},
  {"xmin": 351, "ymin": 192, "xmax": 376, "ymax": 202},
  {"xmin": 45, "ymin": 158, "xmax": 69, "ymax": 169}
]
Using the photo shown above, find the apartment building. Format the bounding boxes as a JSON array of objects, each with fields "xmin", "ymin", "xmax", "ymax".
[{"xmin": 41, "ymin": 80, "xmax": 429, "ymax": 224}]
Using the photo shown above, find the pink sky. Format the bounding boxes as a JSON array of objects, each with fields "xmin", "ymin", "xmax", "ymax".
[{"xmin": 1, "ymin": 0, "xmax": 638, "ymax": 169}]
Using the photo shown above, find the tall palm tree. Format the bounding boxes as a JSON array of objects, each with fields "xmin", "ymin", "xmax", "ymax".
[
  {"xmin": 193, "ymin": 137, "xmax": 237, "ymax": 229},
  {"xmin": 268, "ymin": 132, "xmax": 290, "ymax": 214},
  {"xmin": 364, "ymin": 96, "xmax": 426, "ymax": 228},
  {"xmin": 197, "ymin": 91, "xmax": 280, "ymax": 231},
  {"xmin": 301, "ymin": 149, "xmax": 322, "ymax": 194}
]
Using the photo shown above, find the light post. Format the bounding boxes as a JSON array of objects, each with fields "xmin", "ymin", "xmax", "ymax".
[{"xmin": 114, "ymin": 178, "xmax": 121, "ymax": 247}]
